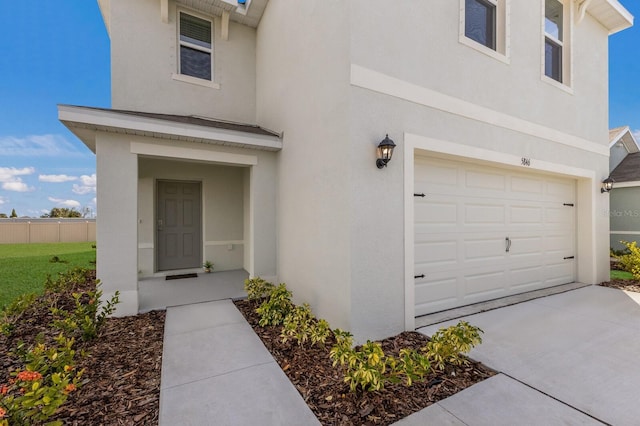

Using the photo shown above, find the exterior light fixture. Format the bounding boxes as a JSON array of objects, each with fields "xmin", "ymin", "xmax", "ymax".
[
  {"xmin": 376, "ymin": 134, "xmax": 396, "ymax": 169},
  {"xmin": 601, "ymin": 177, "xmax": 615, "ymax": 193}
]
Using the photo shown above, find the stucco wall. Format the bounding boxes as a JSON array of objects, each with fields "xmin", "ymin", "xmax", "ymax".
[
  {"xmin": 610, "ymin": 186, "xmax": 640, "ymax": 250},
  {"xmin": 256, "ymin": 0, "xmax": 353, "ymax": 332},
  {"xmin": 138, "ymin": 157, "xmax": 246, "ymax": 275},
  {"xmin": 350, "ymin": 0, "xmax": 609, "ymax": 144},
  {"xmin": 95, "ymin": 132, "xmax": 139, "ymax": 316},
  {"xmin": 257, "ymin": 0, "xmax": 613, "ymax": 341},
  {"xmin": 109, "ymin": 0, "xmax": 257, "ymax": 123}
]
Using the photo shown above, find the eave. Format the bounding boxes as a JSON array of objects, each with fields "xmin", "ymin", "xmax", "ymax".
[
  {"xmin": 580, "ymin": 0, "xmax": 633, "ymax": 35},
  {"xmin": 58, "ymin": 105, "xmax": 282, "ymax": 154}
]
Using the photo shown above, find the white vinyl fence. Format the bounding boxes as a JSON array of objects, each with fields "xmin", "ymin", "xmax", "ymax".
[{"xmin": 0, "ymin": 219, "xmax": 96, "ymax": 244}]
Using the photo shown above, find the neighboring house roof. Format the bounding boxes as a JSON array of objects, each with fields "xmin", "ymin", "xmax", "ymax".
[
  {"xmin": 609, "ymin": 126, "xmax": 640, "ymax": 153},
  {"xmin": 58, "ymin": 105, "xmax": 282, "ymax": 153},
  {"xmin": 610, "ymin": 152, "xmax": 640, "ymax": 183}
]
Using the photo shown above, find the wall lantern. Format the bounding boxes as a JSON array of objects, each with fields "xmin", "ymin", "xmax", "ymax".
[
  {"xmin": 376, "ymin": 134, "xmax": 396, "ymax": 169},
  {"xmin": 601, "ymin": 177, "xmax": 615, "ymax": 193}
]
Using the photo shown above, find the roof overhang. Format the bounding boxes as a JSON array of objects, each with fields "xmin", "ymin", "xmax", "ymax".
[
  {"xmin": 609, "ymin": 126, "xmax": 640, "ymax": 153},
  {"xmin": 58, "ymin": 105, "xmax": 282, "ymax": 153},
  {"xmin": 581, "ymin": 0, "xmax": 633, "ymax": 35}
]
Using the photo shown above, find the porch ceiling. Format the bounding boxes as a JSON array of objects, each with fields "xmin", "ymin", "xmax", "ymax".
[{"xmin": 58, "ymin": 105, "xmax": 282, "ymax": 153}]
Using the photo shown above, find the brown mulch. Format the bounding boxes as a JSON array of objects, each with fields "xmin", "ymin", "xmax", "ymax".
[
  {"xmin": 600, "ymin": 278, "xmax": 640, "ymax": 293},
  {"xmin": 0, "ymin": 270, "xmax": 165, "ymax": 426},
  {"xmin": 234, "ymin": 299, "xmax": 496, "ymax": 426}
]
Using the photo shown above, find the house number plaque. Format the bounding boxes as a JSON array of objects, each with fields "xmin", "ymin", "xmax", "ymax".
[{"xmin": 521, "ymin": 157, "xmax": 531, "ymax": 167}]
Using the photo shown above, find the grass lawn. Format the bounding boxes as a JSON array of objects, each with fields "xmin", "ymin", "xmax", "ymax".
[
  {"xmin": 0, "ymin": 242, "xmax": 96, "ymax": 310},
  {"xmin": 611, "ymin": 269, "xmax": 634, "ymax": 280}
]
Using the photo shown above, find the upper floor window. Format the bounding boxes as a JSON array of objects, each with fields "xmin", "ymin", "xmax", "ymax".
[
  {"xmin": 544, "ymin": 0, "xmax": 563, "ymax": 82},
  {"xmin": 460, "ymin": 0, "xmax": 509, "ymax": 63},
  {"xmin": 179, "ymin": 12, "xmax": 213, "ymax": 81},
  {"xmin": 465, "ymin": 0, "xmax": 496, "ymax": 50}
]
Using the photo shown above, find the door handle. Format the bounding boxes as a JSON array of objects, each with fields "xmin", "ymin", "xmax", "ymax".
[{"xmin": 505, "ymin": 237, "xmax": 511, "ymax": 253}]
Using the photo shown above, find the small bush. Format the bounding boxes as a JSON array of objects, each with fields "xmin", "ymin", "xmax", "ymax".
[
  {"xmin": 615, "ymin": 241, "xmax": 640, "ymax": 279},
  {"xmin": 51, "ymin": 287, "xmax": 120, "ymax": 342},
  {"xmin": 1, "ymin": 334, "xmax": 83, "ymax": 425},
  {"xmin": 1, "ymin": 293, "xmax": 38, "ymax": 335},
  {"xmin": 256, "ymin": 284, "xmax": 293, "ymax": 326},
  {"xmin": 244, "ymin": 277, "xmax": 275, "ymax": 301},
  {"xmin": 281, "ymin": 304, "xmax": 331, "ymax": 347},
  {"xmin": 329, "ymin": 330, "xmax": 431, "ymax": 392},
  {"xmin": 424, "ymin": 321, "xmax": 483, "ymax": 370},
  {"xmin": 44, "ymin": 268, "xmax": 90, "ymax": 294}
]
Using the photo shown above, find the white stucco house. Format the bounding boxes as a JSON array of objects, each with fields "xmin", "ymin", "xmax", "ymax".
[
  {"xmin": 59, "ymin": 0, "xmax": 632, "ymax": 341},
  {"xmin": 608, "ymin": 126, "xmax": 640, "ymax": 251}
]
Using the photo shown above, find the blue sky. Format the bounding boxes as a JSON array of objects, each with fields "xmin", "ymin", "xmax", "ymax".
[
  {"xmin": 0, "ymin": 2, "xmax": 639, "ymax": 217},
  {"xmin": 0, "ymin": 1, "xmax": 109, "ymax": 217}
]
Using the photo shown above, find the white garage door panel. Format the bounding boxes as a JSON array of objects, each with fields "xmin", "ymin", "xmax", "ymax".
[{"xmin": 414, "ymin": 157, "xmax": 576, "ymax": 317}]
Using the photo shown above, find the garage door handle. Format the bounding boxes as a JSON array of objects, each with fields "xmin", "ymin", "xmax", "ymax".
[
  {"xmin": 414, "ymin": 274, "xmax": 425, "ymax": 279},
  {"xmin": 414, "ymin": 193, "xmax": 426, "ymax": 198},
  {"xmin": 505, "ymin": 237, "xmax": 511, "ymax": 253}
]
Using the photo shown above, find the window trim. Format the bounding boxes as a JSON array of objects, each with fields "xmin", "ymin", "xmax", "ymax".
[
  {"xmin": 177, "ymin": 9, "xmax": 215, "ymax": 83},
  {"xmin": 541, "ymin": 0, "xmax": 573, "ymax": 91},
  {"xmin": 459, "ymin": 0, "xmax": 510, "ymax": 64}
]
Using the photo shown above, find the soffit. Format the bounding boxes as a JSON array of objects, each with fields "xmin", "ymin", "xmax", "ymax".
[
  {"xmin": 585, "ymin": 0, "xmax": 633, "ymax": 35},
  {"xmin": 175, "ymin": 0, "xmax": 268, "ymax": 28}
]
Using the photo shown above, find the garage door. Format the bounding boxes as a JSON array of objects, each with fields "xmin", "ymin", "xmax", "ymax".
[{"xmin": 414, "ymin": 157, "xmax": 576, "ymax": 317}]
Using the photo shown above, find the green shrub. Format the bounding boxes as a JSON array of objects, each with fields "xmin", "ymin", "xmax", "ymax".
[
  {"xmin": 329, "ymin": 330, "xmax": 431, "ymax": 392},
  {"xmin": 424, "ymin": 321, "xmax": 483, "ymax": 370},
  {"xmin": 1, "ymin": 293, "xmax": 38, "ymax": 335},
  {"xmin": 615, "ymin": 241, "xmax": 640, "ymax": 279},
  {"xmin": 256, "ymin": 284, "xmax": 293, "ymax": 326},
  {"xmin": 244, "ymin": 277, "xmax": 275, "ymax": 301},
  {"xmin": 51, "ymin": 288, "xmax": 120, "ymax": 342},
  {"xmin": 280, "ymin": 304, "xmax": 331, "ymax": 347},
  {"xmin": 1, "ymin": 334, "xmax": 83, "ymax": 425},
  {"xmin": 44, "ymin": 268, "xmax": 90, "ymax": 294}
]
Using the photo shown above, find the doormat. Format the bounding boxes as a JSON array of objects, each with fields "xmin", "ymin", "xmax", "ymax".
[{"xmin": 165, "ymin": 273, "xmax": 198, "ymax": 281}]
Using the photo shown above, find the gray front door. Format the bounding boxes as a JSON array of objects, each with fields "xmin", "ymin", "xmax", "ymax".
[{"xmin": 157, "ymin": 180, "xmax": 202, "ymax": 271}]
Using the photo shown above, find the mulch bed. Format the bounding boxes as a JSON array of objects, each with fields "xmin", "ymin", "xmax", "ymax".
[
  {"xmin": 600, "ymin": 279, "xmax": 640, "ymax": 293},
  {"xmin": 0, "ymin": 270, "xmax": 165, "ymax": 426},
  {"xmin": 234, "ymin": 299, "xmax": 496, "ymax": 426}
]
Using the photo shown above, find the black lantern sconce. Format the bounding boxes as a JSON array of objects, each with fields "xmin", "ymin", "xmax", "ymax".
[
  {"xmin": 601, "ymin": 177, "xmax": 615, "ymax": 193},
  {"xmin": 376, "ymin": 134, "xmax": 396, "ymax": 169}
]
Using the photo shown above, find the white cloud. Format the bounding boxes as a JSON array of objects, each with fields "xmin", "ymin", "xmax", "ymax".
[
  {"xmin": 72, "ymin": 174, "xmax": 97, "ymax": 195},
  {"xmin": 0, "ymin": 167, "xmax": 35, "ymax": 192},
  {"xmin": 39, "ymin": 174, "xmax": 78, "ymax": 183},
  {"xmin": 2, "ymin": 182, "xmax": 33, "ymax": 192},
  {"xmin": 48, "ymin": 197, "xmax": 81, "ymax": 209},
  {"xmin": 633, "ymin": 129, "xmax": 640, "ymax": 142},
  {"xmin": 0, "ymin": 135, "xmax": 87, "ymax": 157},
  {"xmin": 0, "ymin": 196, "xmax": 7, "ymax": 205}
]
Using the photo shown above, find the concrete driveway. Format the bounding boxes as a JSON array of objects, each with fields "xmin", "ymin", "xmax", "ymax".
[{"xmin": 418, "ymin": 285, "xmax": 640, "ymax": 426}]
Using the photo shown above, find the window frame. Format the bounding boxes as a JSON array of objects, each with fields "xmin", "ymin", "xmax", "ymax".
[
  {"xmin": 541, "ymin": 0, "xmax": 573, "ymax": 91},
  {"xmin": 175, "ymin": 9, "xmax": 215, "ymax": 84},
  {"xmin": 459, "ymin": 0, "xmax": 510, "ymax": 64}
]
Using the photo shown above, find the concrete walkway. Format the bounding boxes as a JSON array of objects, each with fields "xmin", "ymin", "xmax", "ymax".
[
  {"xmin": 159, "ymin": 285, "xmax": 640, "ymax": 425},
  {"xmin": 158, "ymin": 300, "xmax": 319, "ymax": 425}
]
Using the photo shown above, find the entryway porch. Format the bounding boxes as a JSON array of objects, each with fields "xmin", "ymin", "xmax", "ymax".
[{"xmin": 138, "ymin": 269, "xmax": 249, "ymax": 312}]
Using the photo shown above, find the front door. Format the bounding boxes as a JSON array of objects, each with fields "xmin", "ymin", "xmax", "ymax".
[{"xmin": 157, "ymin": 180, "xmax": 202, "ymax": 271}]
